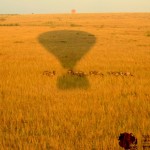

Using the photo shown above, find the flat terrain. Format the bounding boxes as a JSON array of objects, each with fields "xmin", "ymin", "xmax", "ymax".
[{"xmin": 0, "ymin": 13, "xmax": 150, "ymax": 149}]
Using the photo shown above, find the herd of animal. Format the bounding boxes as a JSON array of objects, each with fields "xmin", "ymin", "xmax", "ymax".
[{"xmin": 43, "ymin": 70, "xmax": 133, "ymax": 77}]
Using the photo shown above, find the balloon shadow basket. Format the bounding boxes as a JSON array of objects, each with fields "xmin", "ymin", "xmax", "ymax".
[{"xmin": 57, "ymin": 74, "xmax": 89, "ymax": 90}]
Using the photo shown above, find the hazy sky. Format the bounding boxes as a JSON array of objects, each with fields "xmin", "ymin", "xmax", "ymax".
[{"xmin": 0, "ymin": 0, "xmax": 150, "ymax": 14}]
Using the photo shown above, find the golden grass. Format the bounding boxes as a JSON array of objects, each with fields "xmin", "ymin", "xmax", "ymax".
[{"xmin": 0, "ymin": 13, "xmax": 150, "ymax": 149}]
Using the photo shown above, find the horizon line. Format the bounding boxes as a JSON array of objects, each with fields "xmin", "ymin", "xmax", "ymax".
[{"xmin": 0, "ymin": 11, "xmax": 150, "ymax": 15}]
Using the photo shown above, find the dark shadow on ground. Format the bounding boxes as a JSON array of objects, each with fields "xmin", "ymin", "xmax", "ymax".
[{"xmin": 38, "ymin": 30, "xmax": 96, "ymax": 89}]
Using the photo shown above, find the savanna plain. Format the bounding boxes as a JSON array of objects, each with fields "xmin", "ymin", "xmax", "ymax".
[{"xmin": 0, "ymin": 13, "xmax": 150, "ymax": 149}]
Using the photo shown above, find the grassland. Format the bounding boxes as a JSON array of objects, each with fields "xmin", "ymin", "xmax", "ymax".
[{"xmin": 0, "ymin": 13, "xmax": 150, "ymax": 149}]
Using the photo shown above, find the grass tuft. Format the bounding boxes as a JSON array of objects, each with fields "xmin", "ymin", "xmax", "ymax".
[{"xmin": 146, "ymin": 31, "xmax": 150, "ymax": 37}]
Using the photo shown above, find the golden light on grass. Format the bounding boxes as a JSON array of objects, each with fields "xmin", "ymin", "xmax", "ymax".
[{"xmin": 0, "ymin": 13, "xmax": 150, "ymax": 149}]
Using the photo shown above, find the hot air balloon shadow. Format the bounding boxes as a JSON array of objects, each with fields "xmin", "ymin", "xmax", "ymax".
[{"xmin": 38, "ymin": 30, "xmax": 96, "ymax": 89}]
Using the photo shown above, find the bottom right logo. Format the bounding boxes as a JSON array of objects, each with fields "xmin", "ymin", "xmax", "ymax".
[
  {"xmin": 118, "ymin": 133, "xmax": 150, "ymax": 150},
  {"xmin": 118, "ymin": 132, "xmax": 137, "ymax": 150}
]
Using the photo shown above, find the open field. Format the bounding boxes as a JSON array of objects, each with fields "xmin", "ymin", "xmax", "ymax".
[{"xmin": 0, "ymin": 13, "xmax": 150, "ymax": 149}]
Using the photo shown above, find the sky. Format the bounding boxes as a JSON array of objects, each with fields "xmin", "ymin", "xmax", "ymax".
[{"xmin": 0, "ymin": 0, "xmax": 150, "ymax": 14}]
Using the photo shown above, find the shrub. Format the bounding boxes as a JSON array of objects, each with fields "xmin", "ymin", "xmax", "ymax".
[{"xmin": 0, "ymin": 23, "xmax": 19, "ymax": 26}]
